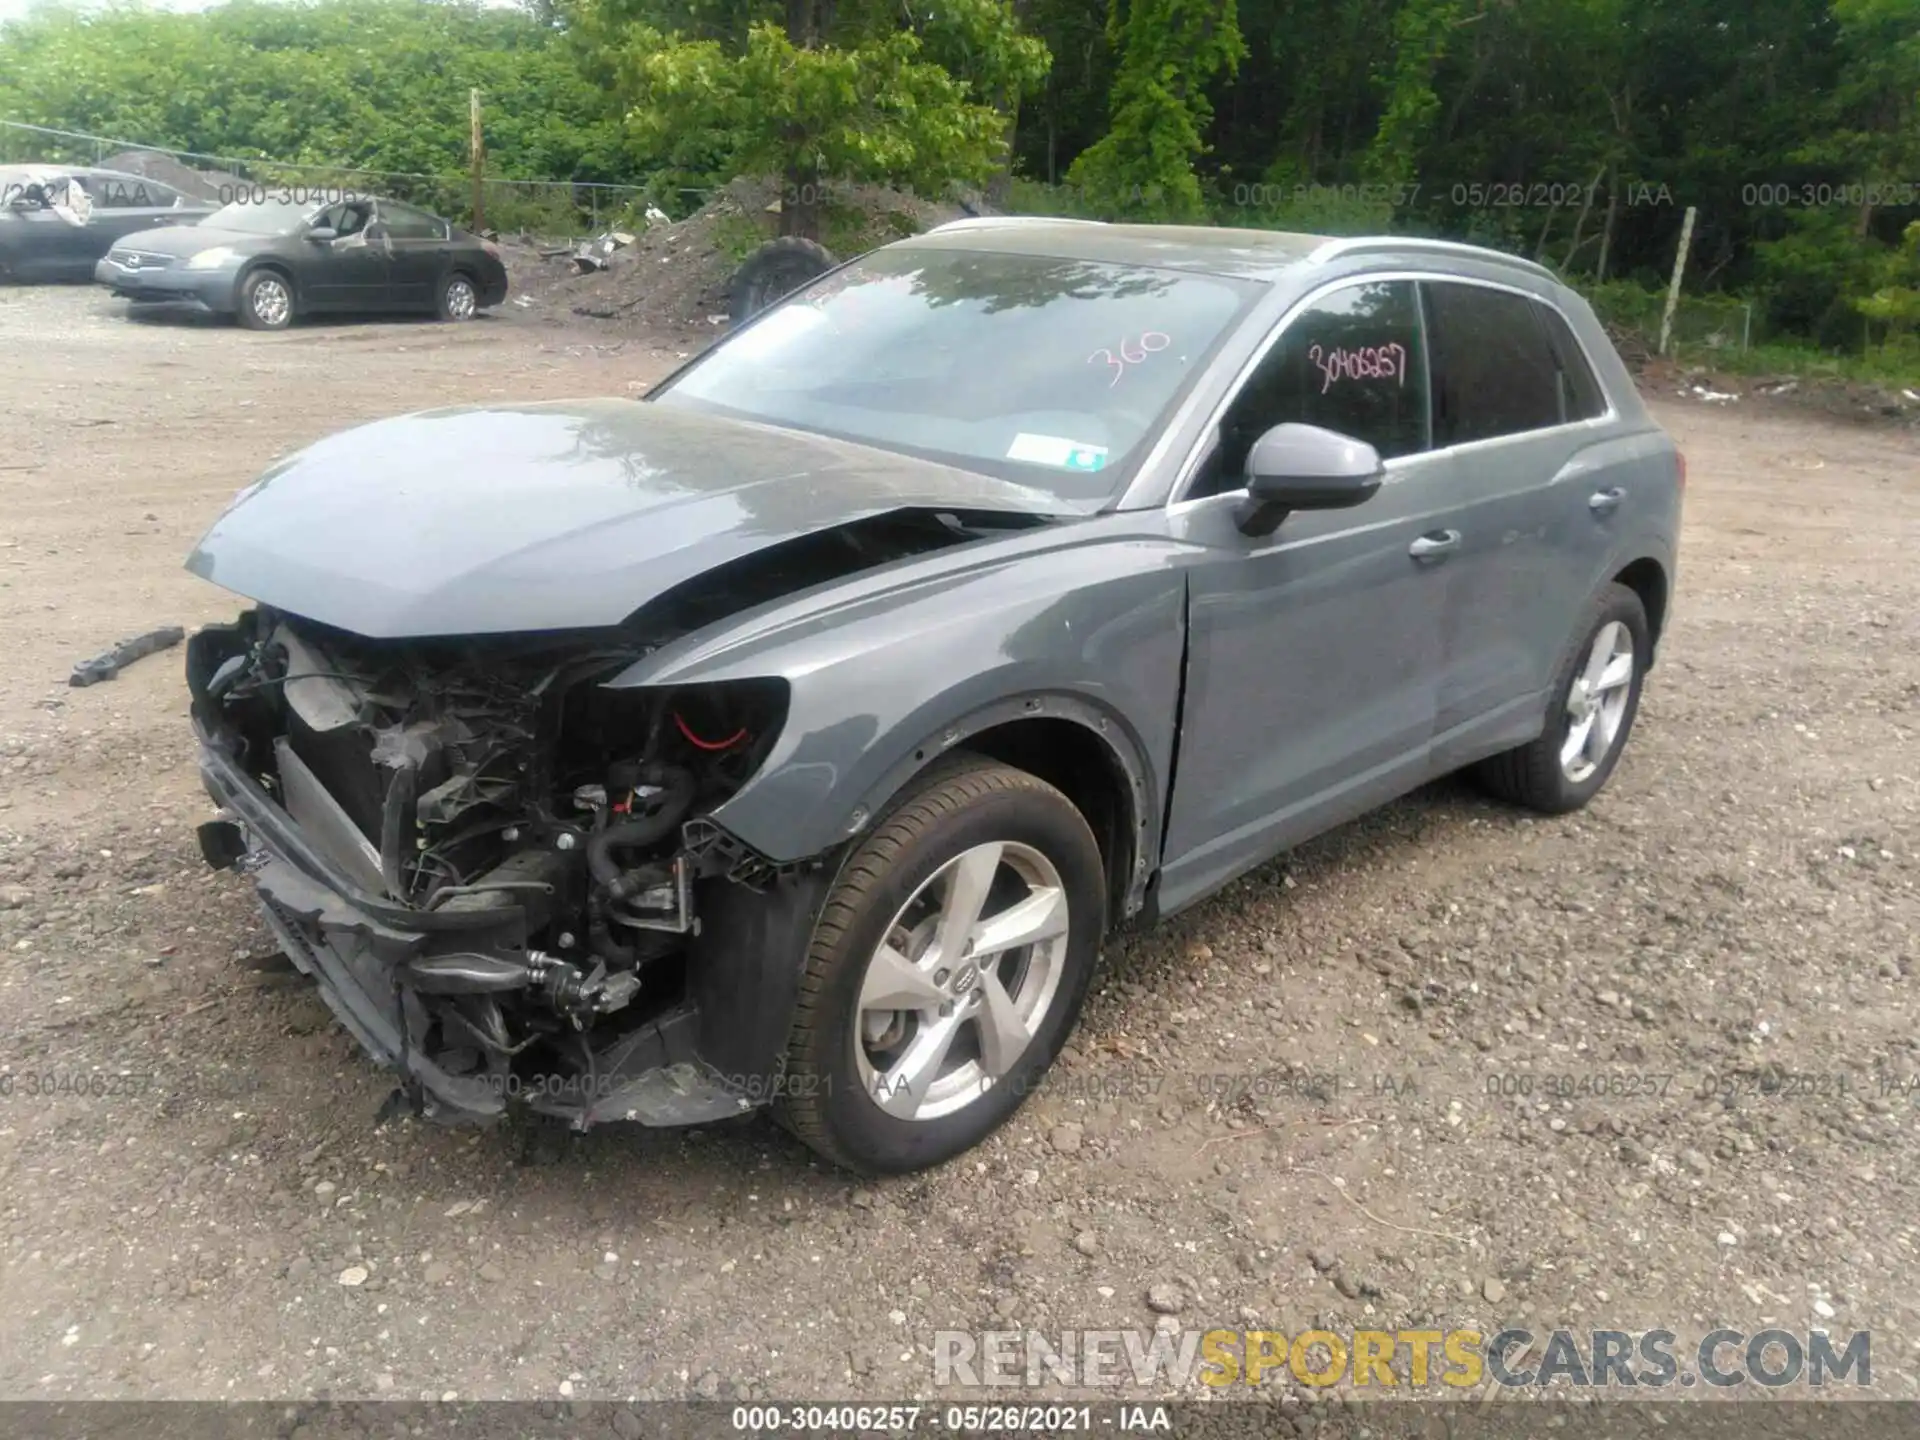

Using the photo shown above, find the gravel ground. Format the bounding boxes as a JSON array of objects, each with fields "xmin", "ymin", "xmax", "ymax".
[{"xmin": 1, "ymin": 282, "xmax": 1916, "ymax": 1407}]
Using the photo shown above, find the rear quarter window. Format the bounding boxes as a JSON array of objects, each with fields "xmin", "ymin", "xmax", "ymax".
[{"xmin": 1535, "ymin": 302, "xmax": 1610, "ymax": 421}]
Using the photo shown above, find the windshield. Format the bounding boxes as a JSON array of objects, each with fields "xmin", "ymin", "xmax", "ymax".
[
  {"xmin": 653, "ymin": 246, "xmax": 1260, "ymax": 504},
  {"xmin": 202, "ymin": 198, "xmax": 315, "ymax": 235}
]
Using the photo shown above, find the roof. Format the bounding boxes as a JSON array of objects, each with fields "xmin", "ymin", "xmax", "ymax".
[{"xmin": 904, "ymin": 217, "xmax": 1559, "ymax": 286}]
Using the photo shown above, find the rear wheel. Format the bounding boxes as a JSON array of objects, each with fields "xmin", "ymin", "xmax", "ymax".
[
  {"xmin": 437, "ymin": 271, "xmax": 478, "ymax": 322},
  {"xmin": 778, "ymin": 756, "xmax": 1106, "ymax": 1174},
  {"xmin": 1474, "ymin": 582, "xmax": 1649, "ymax": 813},
  {"xmin": 237, "ymin": 269, "xmax": 294, "ymax": 330}
]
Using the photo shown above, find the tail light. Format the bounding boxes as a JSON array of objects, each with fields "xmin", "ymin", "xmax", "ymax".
[{"xmin": 482, "ymin": 240, "xmax": 501, "ymax": 259}]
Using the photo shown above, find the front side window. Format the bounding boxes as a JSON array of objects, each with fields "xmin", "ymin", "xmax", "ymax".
[
  {"xmin": 1192, "ymin": 279, "xmax": 1428, "ymax": 496},
  {"xmin": 1423, "ymin": 281, "xmax": 1563, "ymax": 445},
  {"xmin": 316, "ymin": 200, "xmax": 374, "ymax": 237}
]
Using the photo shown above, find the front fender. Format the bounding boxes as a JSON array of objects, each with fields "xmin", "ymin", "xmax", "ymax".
[{"xmin": 607, "ymin": 536, "xmax": 1190, "ymax": 873}]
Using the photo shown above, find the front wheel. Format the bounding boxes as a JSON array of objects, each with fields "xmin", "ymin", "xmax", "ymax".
[
  {"xmin": 237, "ymin": 269, "xmax": 295, "ymax": 330},
  {"xmin": 1474, "ymin": 582, "xmax": 1650, "ymax": 813},
  {"xmin": 778, "ymin": 756, "xmax": 1106, "ymax": 1174}
]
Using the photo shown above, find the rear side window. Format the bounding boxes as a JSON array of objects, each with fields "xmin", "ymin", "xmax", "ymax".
[
  {"xmin": 380, "ymin": 202, "xmax": 449, "ymax": 240},
  {"xmin": 1535, "ymin": 302, "xmax": 1609, "ymax": 421},
  {"xmin": 1195, "ymin": 279, "xmax": 1428, "ymax": 493},
  {"xmin": 1422, "ymin": 281, "xmax": 1562, "ymax": 445}
]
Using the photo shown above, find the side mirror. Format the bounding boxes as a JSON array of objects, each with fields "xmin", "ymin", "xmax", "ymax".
[
  {"xmin": 1235, "ymin": 422, "xmax": 1385, "ymax": 537},
  {"xmin": 306, "ymin": 226, "xmax": 338, "ymax": 243}
]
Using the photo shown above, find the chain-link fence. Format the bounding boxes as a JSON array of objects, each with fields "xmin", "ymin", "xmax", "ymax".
[
  {"xmin": 1582, "ymin": 279, "xmax": 1763, "ymax": 357},
  {"xmin": 0, "ymin": 119, "xmax": 676, "ymax": 237}
]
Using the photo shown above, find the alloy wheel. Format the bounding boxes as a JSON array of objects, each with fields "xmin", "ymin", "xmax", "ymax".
[
  {"xmin": 853, "ymin": 841, "xmax": 1071, "ymax": 1122},
  {"xmin": 1561, "ymin": 620, "xmax": 1635, "ymax": 783},
  {"xmin": 251, "ymin": 277, "xmax": 290, "ymax": 327},
  {"xmin": 445, "ymin": 277, "xmax": 476, "ymax": 320}
]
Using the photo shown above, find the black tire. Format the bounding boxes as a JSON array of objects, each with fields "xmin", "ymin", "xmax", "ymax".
[
  {"xmin": 1474, "ymin": 582, "xmax": 1650, "ymax": 814},
  {"xmin": 777, "ymin": 755, "xmax": 1106, "ymax": 1174},
  {"xmin": 236, "ymin": 268, "xmax": 295, "ymax": 330},
  {"xmin": 436, "ymin": 270, "xmax": 479, "ymax": 322},
  {"xmin": 729, "ymin": 237, "xmax": 836, "ymax": 325}
]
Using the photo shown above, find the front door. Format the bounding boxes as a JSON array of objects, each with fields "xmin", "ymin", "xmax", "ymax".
[
  {"xmin": 1156, "ymin": 278, "xmax": 1454, "ymax": 913},
  {"xmin": 301, "ymin": 201, "xmax": 389, "ymax": 310}
]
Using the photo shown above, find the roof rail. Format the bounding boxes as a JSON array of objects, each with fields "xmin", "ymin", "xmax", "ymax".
[
  {"xmin": 1308, "ymin": 235, "xmax": 1559, "ymax": 282},
  {"xmin": 925, "ymin": 215, "xmax": 1107, "ymax": 234}
]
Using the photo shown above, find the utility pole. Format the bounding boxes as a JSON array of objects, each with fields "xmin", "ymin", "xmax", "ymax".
[{"xmin": 469, "ymin": 89, "xmax": 485, "ymax": 233}]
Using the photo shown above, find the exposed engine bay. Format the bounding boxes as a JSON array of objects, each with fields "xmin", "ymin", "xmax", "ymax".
[
  {"xmin": 182, "ymin": 504, "xmax": 1050, "ymax": 1129},
  {"xmin": 187, "ymin": 606, "xmax": 801, "ymax": 1126}
]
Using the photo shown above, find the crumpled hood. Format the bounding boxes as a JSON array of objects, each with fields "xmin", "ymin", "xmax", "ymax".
[{"xmin": 186, "ymin": 398, "xmax": 1063, "ymax": 637}]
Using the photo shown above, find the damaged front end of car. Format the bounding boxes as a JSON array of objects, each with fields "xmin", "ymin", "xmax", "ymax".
[{"xmin": 188, "ymin": 607, "xmax": 827, "ymax": 1129}]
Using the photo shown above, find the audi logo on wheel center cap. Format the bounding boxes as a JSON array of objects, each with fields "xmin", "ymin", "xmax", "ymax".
[{"xmin": 951, "ymin": 963, "xmax": 979, "ymax": 994}]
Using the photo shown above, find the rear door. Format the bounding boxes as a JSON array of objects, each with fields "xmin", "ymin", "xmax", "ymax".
[
  {"xmin": 84, "ymin": 175, "xmax": 196, "ymax": 253},
  {"xmin": 1419, "ymin": 279, "xmax": 1614, "ymax": 766},
  {"xmin": 1158, "ymin": 278, "xmax": 1454, "ymax": 910},
  {"xmin": 377, "ymin": 201, "xmax": 451, "ymax": 309}
]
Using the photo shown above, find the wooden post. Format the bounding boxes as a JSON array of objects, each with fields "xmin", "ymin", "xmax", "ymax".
[
  {"xmin": 1657, "ymin": 204, "xmax": 1697, "ymax": 357},
  {"xmin": 469, "ymin": 88, "xmax": 485, "ymax": 232}
]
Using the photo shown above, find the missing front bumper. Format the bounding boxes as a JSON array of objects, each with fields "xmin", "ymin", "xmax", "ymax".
[{"xmin": 196, "ymin": 733, "xmax": 757, "ymax": 1129}]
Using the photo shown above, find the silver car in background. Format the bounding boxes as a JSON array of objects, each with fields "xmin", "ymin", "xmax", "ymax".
[{"xmin": 184, "ymin": 221, "xmax": 1681, "ymax": 1173}]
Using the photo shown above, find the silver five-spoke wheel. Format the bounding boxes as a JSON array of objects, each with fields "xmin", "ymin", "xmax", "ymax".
[
  {"xmin": 854, "ymin": 840, "xmax": 1070, "ymax": 1122},
  {"xmin": 1561, "ymin": 619, "xmax": 1634, "ymax": 783}
]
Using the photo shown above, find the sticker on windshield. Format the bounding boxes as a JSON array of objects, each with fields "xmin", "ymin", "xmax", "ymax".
[{"xmin": 1007, "ymin": 433, "xmax": 1108, "ymax": 472}]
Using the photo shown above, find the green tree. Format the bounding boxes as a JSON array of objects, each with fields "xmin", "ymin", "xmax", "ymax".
[
  {"xmin": 0, "ymin": 0, "xmax": 631, "ymax": 207},
  {"xmin": 1065, "ymin": 0, "xmax": 1245, "ymax": 220},
  {"xmin": 1361, "ymin": 0, "xmax": 1466, "ymax": 187},
  {"xmin": 580, "ymin": 0, "xmax": 1047, "ymax": 237}
]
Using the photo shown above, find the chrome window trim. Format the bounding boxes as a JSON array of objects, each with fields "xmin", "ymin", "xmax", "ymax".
[{"xmin": 1164, "ymin": 269, "xmax": 1620, "ymax": 509}]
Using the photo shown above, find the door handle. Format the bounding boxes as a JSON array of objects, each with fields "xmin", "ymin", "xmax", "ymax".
[
  {"xmin": 1588, "ymin": 486, "xmax": 1626, "ymax": 515},
  {"xmin": 1409, "ymin": 529, "xmax": 1461, "ymax": 560}
]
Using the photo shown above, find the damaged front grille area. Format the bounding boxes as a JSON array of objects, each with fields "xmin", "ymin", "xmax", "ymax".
[{"xmin": 188, "ymin": 608, "xmax": 790, "ymax": 1125}]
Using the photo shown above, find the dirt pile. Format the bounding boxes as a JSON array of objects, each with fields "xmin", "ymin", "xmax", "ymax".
[
  {"xmin": 497, "ymin": 175, "xmax": 974, "ymax": 335},
  {"xmin": 99, "ymin": 149, "xmax": 232, "ymax": 202}
]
